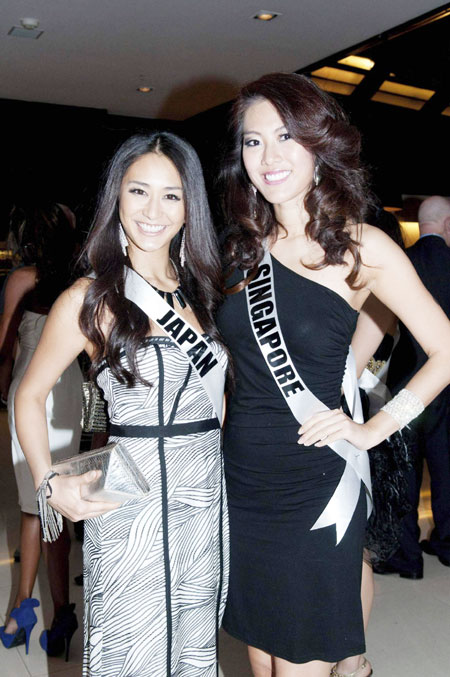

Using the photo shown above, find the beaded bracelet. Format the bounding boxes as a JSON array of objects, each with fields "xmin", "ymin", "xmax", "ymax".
[
  {"xmin": 36, "ymin": 470, "xmax": 63, "ymax": 543},
  {"xmin": 381, "ymin": 388, "xmax": 424, "ymax": 430}
]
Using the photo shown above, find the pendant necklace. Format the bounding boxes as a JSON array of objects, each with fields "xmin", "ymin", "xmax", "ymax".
[
  {"xmin": 151, "ymin": 284, "xmax": 187, "ymax": 309},
  {"xmin": 149, "ymin": 259, "xmax": 187, "ymax": 309}
]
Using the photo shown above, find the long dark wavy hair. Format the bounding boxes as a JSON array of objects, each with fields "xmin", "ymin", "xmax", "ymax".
[
  {"xmin": 8, "ymin": 202, "xmax": 78, "ymax": 307},
  {"xmin": 79, "ymin": 132, "xmax": 224, "ymax": 386},
  {"xmin": 218, "ymin": 72, "xmax": 373, "ymax": 290}
]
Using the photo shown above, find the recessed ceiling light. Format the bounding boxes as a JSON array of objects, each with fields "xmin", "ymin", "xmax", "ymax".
[
  {"xmin": 311, "ymin": 78, "xmax": 356, "ymax": 96},
  {"xmin": 372, "ymin": 92, "xmax": 424, "ymax": 110},
  {"xmin": 137, "ymin": 86, "xmax": 153, "ymax": 93},
  {"xmin": 379, "ymin": 81, "xmax": 434, "ymax": 101},
  {"xmin": 371, "ymin": 80, "xmax": 436, "ymax": 111},
  {"xmin": 21, "ymin": 17, "xmax": 40, "ymax": 30},
  {"xmin": 8, "ymin": 25, "xmax": 43, "ymax": 39},
  {"xmin": 311, "ymin": 67, "xmax": 364, "ymax": 85},
  {"xmin": 253, "ymin": 11, "xmax": 280, "ymax": 21},
  {"xmin": 338, "ymin": 55, "xmax": 375, "ymax": 71}
]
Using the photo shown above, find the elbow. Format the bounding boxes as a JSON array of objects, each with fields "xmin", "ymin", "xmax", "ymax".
[
  {"xmin": 428, "ymin": 346, "xmax": 450, "ymax": 387},
  {"xmin": 445, "ymin": 356, "xmax": 450, "ymax": 387},
  {"xmin": 15, "ymin": 381, "xmax": 45, "ymax": 419},
  {"xmin": 438, "ymin": 344, "xmax": 450, "ymax": 375}
]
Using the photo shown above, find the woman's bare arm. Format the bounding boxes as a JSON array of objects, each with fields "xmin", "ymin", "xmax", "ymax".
[
  {"xmin": 300, "ymin": 226, "xmax": 450, "ymax": 449},
  {"xmin": 15, "ymin": 278, "xmax": 118, "ymax": 520},
  {"xmin": 0, "ymin": 267, "xmax": 36, "ymax": 398}
]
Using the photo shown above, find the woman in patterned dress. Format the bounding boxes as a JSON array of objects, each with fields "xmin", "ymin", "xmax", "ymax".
[{"xmin": 14, "ymin": 132, "xmax": 229, "ymax": 676}]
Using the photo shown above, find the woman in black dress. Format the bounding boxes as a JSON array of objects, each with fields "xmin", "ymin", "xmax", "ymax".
[{"xmin": 216, "ymin": 73, "xmax": 450, "ymax": 677}]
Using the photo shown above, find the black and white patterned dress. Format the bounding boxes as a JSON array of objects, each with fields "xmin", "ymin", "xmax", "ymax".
[{"xmin": 82, "ymin": 336, "xmax": 228, "ymax": 676}]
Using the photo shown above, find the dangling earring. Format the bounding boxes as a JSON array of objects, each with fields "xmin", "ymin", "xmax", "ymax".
[
  {"xmin": 313, "ymin": 165, "xmax": 320, "ymax": 187},
  {"xmin": 251, "ymin": 185, "xmax": 257, "ymax": 219},
  {"xmin": 119, "ymin": 223, "xmax": 128, "ymax": 255},
  {"xmin": 179, "ymin": 227, "xmax": 186, "ymax": 268}
]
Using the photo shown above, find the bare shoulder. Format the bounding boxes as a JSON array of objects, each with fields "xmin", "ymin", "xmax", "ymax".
[
  {"xmin": 66, "ymin": 276, "xmax": 93, "ymax": 301},
  {"xmin": 56, "ymin": 277, "xmax": 112, "ymax": 336},
  {"xmin": 6, "ymin": 266, "xmax": 36, "ymax": 293},
  {"xmin": 347, "ymin": 222, "xmax": 392, "ymax": 247},
  {"xmin": 8, "ymin": 265, "xmax": 36, "ymax": 283},
  {"xmin": 356, "ymin": 223, "xmax": 406, "ymax": 268},
  {"xmin": 3, "ymin": 266, "xmax": 37, "ymax": 313},
  {"xmin": 52, "ymin": 276, "xmax": 93, "ymax": 317}
]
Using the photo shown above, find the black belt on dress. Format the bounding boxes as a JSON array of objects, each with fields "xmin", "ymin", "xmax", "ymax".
[{"xmin": 109, "ymin": 418, "xmax": 220, "ymax": 438}]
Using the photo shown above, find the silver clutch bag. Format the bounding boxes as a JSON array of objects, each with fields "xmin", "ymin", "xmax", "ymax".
[{"xmin": 52, "ymin": 441, "xmax": 150, "ymax": 503}]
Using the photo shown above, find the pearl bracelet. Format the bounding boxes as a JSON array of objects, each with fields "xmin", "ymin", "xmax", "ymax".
[{"xmin": 381, "ymin": 388, "xmax": 424, "ymax": 430}]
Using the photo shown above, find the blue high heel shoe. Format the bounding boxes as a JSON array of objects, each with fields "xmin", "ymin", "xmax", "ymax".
[
  {"xmin": 0, "ymin": 598, "xmax": 40, "ymax": 654},
  {"xmin": 39, "ymin": 603, "xmax": 78, "ymax": 662}
]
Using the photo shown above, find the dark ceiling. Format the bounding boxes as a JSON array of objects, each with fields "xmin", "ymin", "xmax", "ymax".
[
  {"xmin": 289, "ymin": 5, "xmax": 450, "ymax": 206},
  {"xmin": 299, "ymin": 5, "xmax": 449, "ymax": 110},
  {"xmin": 366, "ymin": 12, "xmax": 450, "ymax": 96},
  {"xmin": 0, "ymin": 3, "xmax": 448, "ymax": 233}
]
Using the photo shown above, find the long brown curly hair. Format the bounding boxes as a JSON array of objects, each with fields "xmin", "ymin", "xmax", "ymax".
[{"xmin": 218, "ymin": 72, "xmax": 373, "ymax": 290}]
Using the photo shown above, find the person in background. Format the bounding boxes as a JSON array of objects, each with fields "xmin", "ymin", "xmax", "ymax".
[
  {"xmin": 0, "ymin": 202, "xmax": 82, "ymax": 657},
  {"xmin": 374, "ymin": 195, "xmax": 450, "ymax": 578},
  {"xmin": 0, "ymin": 203, "xmax": 76, "ymax": 318},
  {"xmin": 0, "ymin": 211, "xmax": 26, "ymax": 408},
  {"xmin": 216, "ymin": 73, "xmax": 450, "ymax": 677},
  {"xmin": 354, "ymin": 205, "xmax": 410, "ymax": 565}
]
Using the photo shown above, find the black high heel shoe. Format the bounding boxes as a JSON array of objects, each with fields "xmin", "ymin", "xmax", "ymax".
[{"xmin": 39, "ymin": 603, "xmax": 78, "ymax": 661}]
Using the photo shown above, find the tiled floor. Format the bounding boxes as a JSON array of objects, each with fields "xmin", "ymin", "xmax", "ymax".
[{"xmin": 0, "ymin": 409, "xmax": 448, "ymax": 676}]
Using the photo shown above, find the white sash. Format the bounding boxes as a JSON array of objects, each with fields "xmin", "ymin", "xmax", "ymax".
[
  {"xmin": 124, "ymin": 267, "xmax": 225, "ymax": 423},
  {"xmin": 245, "ymin": 250, "xmax": 372, "ymax": 544}
]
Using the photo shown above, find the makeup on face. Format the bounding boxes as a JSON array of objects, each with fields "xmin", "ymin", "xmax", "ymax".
[
  {"xmin": 242, "ymin": 99, "xmax": 315, "ymax": 209},
  {"xmin": 119, "ymin": 152, "xmax": 185, "ymax": 258}
]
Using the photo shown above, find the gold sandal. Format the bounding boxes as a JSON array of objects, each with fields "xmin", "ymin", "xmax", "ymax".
[{"xmin": 330, "ymin": 657, "xmax": 373, "ymax": 677}]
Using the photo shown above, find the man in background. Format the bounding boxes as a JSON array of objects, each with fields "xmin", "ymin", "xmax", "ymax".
[{"xmin": 376, "ymin": 195, "xmax": 450, "ymax": 578}]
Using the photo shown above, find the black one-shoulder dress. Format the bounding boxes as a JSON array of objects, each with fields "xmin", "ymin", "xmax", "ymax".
[{"xmin": 217, "ymin": 255, "xmax": 367, "ymax": 664}]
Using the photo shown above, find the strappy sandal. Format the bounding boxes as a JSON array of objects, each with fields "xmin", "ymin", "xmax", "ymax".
[{"xmin": 330, "ymin": 657, "xmax": 373, "ymax": 677}]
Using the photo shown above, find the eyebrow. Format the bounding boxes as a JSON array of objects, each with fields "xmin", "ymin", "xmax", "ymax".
[
  {"xmin": 126, "ymin": 180, "xmax": 182, "ymax": 190},
  {"xmin": 242, "ymin": 124, "xmax": 287, "ymax": 135}
]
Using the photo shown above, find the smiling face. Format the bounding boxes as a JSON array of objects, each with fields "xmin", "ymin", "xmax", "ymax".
[
  {"xmin": 118, "ymin": 151, "xmax": 185, "ymax": 261},
  {"xmin": 242, "ymin": 98, "xmax": 315, "ymax": 211}
]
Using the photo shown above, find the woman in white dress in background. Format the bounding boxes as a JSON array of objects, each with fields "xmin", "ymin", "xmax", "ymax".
[{"xmin": 0, "ymin": 203, "xmax": 82, "ymax": 656}]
